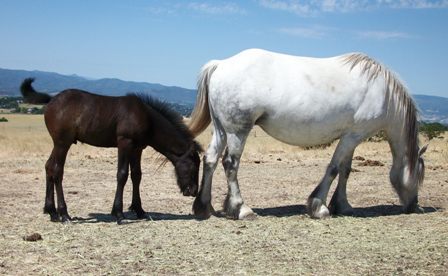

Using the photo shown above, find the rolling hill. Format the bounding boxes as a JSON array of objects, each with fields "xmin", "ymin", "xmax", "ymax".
[{"xmin": 0, "ymin": 68, "xmax": 196, "ymax": 104}]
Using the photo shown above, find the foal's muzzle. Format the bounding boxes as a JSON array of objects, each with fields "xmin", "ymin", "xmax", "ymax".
[{"xmin": 182, "ymin": 186, "xmax": 198, "ymax": 197}]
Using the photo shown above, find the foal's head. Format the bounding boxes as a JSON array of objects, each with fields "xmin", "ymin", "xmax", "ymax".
[
  {"xmin": 173, "ymin": 141, "xmax": 202, "ymax": 197},
  {"xmin": 132, "ymin": 93, "xmax": 203, "ymax": 197}
]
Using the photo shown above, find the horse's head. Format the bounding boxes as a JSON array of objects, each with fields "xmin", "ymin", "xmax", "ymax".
[
  {"xmin": 394, "ymin": 144, "xmax": 427, "ymax": 214},
  {"xmin": 174, "ymin": 141, "xmax": 202, "ymax": 197}
]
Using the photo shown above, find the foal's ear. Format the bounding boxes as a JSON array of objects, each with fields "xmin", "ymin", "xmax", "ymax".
[
  {"xmin": 193, "ymin": 141, "xmax": 204, "ymax": 153},
  {"xmin": 419, "ymin": 144, "xmax": 428, "ymax": 157}
]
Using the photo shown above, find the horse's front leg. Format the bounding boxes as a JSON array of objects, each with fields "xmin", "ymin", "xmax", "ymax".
[
  {"xmin": 129, "ymin": 149, "xmax": 146, "ymax": 219},
  {"xmin": 308, "ymin": 134, "xmax": 360, "ymax": 218},
  {"xmin": 222, "ymin": 132, "xmax": 255, "ymax": 220},
  {"xmin": 329, "ymin": 155, "xmax": 355, "ymax": 216},
  {"xmin": 193, "ymin": 126, "xmax": 226, "ymax": 219},
  {"xmin": 112, "ymin": 139, "xmax": 131, "ymax": 224}
]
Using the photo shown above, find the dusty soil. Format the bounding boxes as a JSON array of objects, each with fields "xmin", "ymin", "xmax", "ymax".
[{"xmin": 0, "ymin": 114, "xmax": 447, "ymax": 275}]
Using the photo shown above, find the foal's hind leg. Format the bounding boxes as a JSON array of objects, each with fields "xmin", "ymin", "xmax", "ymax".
[
  {"xmin": 222, "ymin": 131, "xmax": 255, "ymax": 220},
  {"xmin": 308, "ymin": 134, "xmax": 360, "ymax": 219},
  {"xmin": 45, "ymin": 144, "xmax": 71, "ymax": 222},
  {"xmin": 128, "ymin": 149, "xmax": 146, "ymax": 219},
  {"xmin": 193, "ymin": 124, "xmax": 226, "ymax": 219}
]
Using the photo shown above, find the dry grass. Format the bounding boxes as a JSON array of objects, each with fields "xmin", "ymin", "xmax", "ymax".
[{"xmin": 0, "ymin": 114, "xmax": 447, "ymax": 275}]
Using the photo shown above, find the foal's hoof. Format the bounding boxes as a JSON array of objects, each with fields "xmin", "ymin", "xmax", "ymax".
[
  {"xmin": 49, "ymin": 213, "xmax": 60, "ymax": 222},
  {"xmin": 129, "ymin": 205, "xmax": 147, "ymax": 219},
  {"xmin": 61, "ymin": 214, "xmax": 72, "ymax": 223},
  {"xmin": 193, "ymin": 197, "xmax": 215, "ymax": 220},
  {"xmin": 308, "ymin": 198, "xmax": 330, "ymax": 219},
  {"xmin": 112, "ymin": 210, "xmax": 126, "ymax": 224}
]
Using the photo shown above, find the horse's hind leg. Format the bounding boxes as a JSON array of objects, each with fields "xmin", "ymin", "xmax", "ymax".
[
  {"xmin": 222, "ymin": 131, "xmax": 255, "ymax": 220},
  {"xmin": 45, "ymin": 144, "xmax": 71, "ymax": 222},
  {"xmin": 129, "ymin": 148, "xmax": 146, "ymax": 219},
  {"xmin": 308, "ymin": 134, "xmax": 360, "ymax": 219},
  {"xmin": 193, "ymin": 121, "xmax": 226, "ymax": 219}
]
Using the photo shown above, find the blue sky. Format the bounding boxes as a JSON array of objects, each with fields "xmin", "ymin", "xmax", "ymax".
[{"xmin": 1, "ymin": 0, "xmax": 447, "ymax": 97}]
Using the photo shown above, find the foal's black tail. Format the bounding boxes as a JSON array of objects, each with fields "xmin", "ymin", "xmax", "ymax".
[{"xmin": 20, "ymin": 78, "xmax": 52, "ymax": 104}]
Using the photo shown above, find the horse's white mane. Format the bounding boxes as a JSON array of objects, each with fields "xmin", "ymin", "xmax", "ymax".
[{"xmin": 342, "ymin": 53, "xmax": 421, "ymax": 177}]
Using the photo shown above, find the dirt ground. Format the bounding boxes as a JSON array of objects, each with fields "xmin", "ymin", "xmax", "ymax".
[{"xmin": 0, "ymin": 114, "xmax": 447, "ymax": 275}]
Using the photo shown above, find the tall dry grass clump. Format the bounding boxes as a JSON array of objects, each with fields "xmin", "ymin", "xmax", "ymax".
[{"xmin": 0, "ymin": 114, "xmax": 52, "ymax": 157}]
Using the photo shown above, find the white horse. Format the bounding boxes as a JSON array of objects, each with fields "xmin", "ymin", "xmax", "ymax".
[{"xmin": 188, "ymin": 49, "xmax": 426, "ymax": 220}]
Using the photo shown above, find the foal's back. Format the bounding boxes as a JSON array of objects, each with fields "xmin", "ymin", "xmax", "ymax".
[{"xmin": 45, "ymin": 90, "xmax": 150, "ymax": 147}]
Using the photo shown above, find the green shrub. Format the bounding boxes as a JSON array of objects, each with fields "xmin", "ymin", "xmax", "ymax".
[
  {"xmin": 0, "ymin": 117, "xmax": 8, "ymax": 122},
  {"xmin": 420, "ymin": 122, "xmax": 448, "ymax": 140}
]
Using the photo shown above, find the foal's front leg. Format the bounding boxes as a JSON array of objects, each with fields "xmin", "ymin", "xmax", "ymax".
[
  {"xmin": 129, "ymin": 149, "xmax": 146, "ymax": 219},
  {"xmin": 111, "ymin": 139, "xmax": 132, "ymax": 223}
]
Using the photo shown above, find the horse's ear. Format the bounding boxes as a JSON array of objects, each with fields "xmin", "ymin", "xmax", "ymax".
[{"xmin": 419, "ymin": 144, "xmax": 428, "ymax": 157}]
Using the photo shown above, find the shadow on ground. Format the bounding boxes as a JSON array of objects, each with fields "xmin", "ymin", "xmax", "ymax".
[
  {"xmin": 252, "ymin": 204, "xmax": 440, "ymax": 218},
  {"xmin": 70, "ymin": 211, "xmax": 195, "ymax": 224},
  {"xmin": 67, "ymin": 205, "xmax": 440, "ymax": 224}
]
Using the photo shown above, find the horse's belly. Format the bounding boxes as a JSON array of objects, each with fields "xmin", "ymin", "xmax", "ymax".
[{"xmin": 257, "ymin": 115, "xmax": 352, "ymax": 146}]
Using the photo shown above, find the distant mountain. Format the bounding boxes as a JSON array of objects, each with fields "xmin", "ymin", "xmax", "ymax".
[
  {"xmin": 0, "ymin": 68, "xmax": 197, "ymax": 104},
  {"xmin": 0, "ymin": 68, "xmax": 447, "ymax": 124},
  {"xmin": 413, "ymin": 95, "xmax": 448, "ymax": 125}
]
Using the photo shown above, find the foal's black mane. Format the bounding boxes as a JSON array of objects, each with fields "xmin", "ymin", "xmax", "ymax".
[{"xmin": 128, "ymin": 93, "xmax": 200, "ymax": 150}]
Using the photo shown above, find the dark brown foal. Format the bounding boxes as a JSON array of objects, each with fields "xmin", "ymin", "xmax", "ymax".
[{"xmin": 21, "ymin": 78, "xmax": 201, "ymax": 223}]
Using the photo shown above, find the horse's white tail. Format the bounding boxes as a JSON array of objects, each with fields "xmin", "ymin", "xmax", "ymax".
[{"xmin": 188, "ymin": 60, "xmax": 219, "ymax": 137}]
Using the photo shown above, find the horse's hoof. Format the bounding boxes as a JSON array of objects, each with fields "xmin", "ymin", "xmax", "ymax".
[
  {"xmin": 238, "ymin": 205, "xmax": 257, "ymax": 220},
  {"xmin": 308, "ymin": 198, "xmax": 330, "ymax": 219},
  {"xmin": 193, "ymin": 197, "xmax": 214, "ymax": 220},
  {"xmin": 329, "ymin": 202, "xmax": 354, "ymax": 216},
  {"xmin": 405, "ymin": 204, "xmax": 425, "ymax": 214},
  {"xmin": 224, "ymin": 203, "xmax": 256, "ymax": 220}
]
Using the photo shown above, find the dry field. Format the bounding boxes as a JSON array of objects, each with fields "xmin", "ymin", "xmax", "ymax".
[{"xmin": 0, "ymin": 114, "xmax": 447, "ymax": 275}]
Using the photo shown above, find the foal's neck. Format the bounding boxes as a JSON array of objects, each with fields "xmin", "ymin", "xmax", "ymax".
[{"xmin": 148, "ymin": 114, "xmax": 191, "ymax": 162}]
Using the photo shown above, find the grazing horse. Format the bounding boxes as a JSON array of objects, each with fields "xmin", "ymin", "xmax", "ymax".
[
  {"xmin": 21, "ymin": 78, "xmax": 201, "ymax": 223},
  {"xmin": 188, "ymin": 49, "xmax": 426, "ymax": 220}
]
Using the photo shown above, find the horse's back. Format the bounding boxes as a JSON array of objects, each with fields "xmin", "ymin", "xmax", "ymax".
[{"xmin": 208, "ymin": 49, "xmax": 388, "ymax": 146}]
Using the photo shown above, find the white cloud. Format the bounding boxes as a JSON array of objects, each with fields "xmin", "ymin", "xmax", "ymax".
[
  {"xmin": 145, "ymin": 2, "xmax": 246, "ymax": 16},
  {"xmin": 188, "ymin": 2, "xmax": 246, "ymax": 15},
  {"xmin": 277, "ymin": 25, "xmax": 415, "ymax": 40},
  {"xmin": 384, "ymin": 0, "xmax": 448, "ymax": 9},
  {"xmin": 277, "ymin": 26, "xmax": 330, "ymax": 38},
  {"xmin": 258, "ymin": 0, "xmax": 448, "ymax": 15},
  {"xmin": 356, "ymin": 30, "xmax": 415, "ymax": 40}
]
